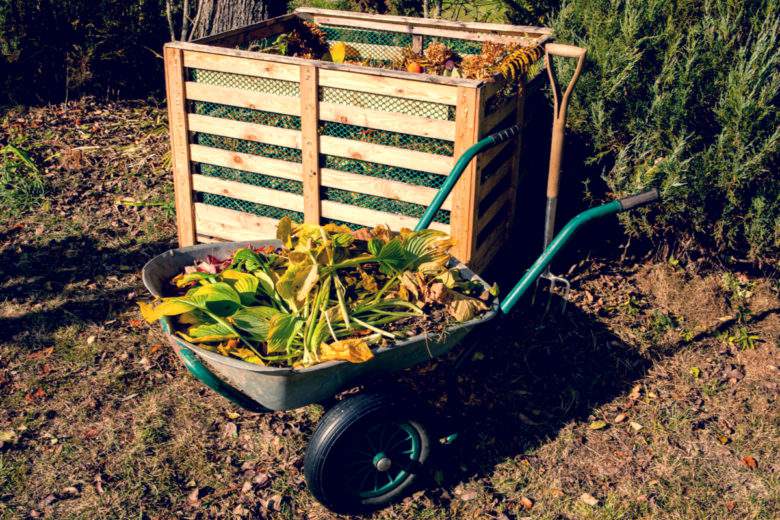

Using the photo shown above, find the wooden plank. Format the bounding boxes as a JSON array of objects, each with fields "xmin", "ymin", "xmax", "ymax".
[
  {"xmin": 482, "ymin": 99, "xmax": 517, "ymax": 136},
  {"xmin": 194, "ymin": 203, "xmax": 280, "ymax": 241},
  {"xmin": 294, "ymin": 8, "xmax": 552, "ymax": 39},
  {"xmin": 479, "ymin": 160, "xmax": 512, "ymax": 199},
  {"xmin": 478, "ymin": 139, "xmax": 511, "ymax": 170},
  {"xmin": 300, "ymin": 64, "xmax": 321, "ymax": 224},
  {"xmin": 320, "ymin": 168, "xmax": 452, "ymax": 211},
  {"xmin": 187, "ymin": 114, "xmax": 302, "ymax": 149},
  {"xmin": 169, "ymin": 41, "xmax": 485, "ymax": 88},
  {"xmin": 319, "ymin": 102, "xmax": 455, "ymax": 140},
  {"xmin": 320, "ymin": 136, "xmax": 453, "ymax": 176},
  {"xmin": 412, "ymin": 34, "xmax": 423, "ymax": 54},
  {"xmin": 478, "ymin": 192, "xmax": 511, "ymax": 232},
  {"xmin": 192, "ymin": 174, "xmax": 303, "ymax": 212},
  {"xmin": 183, "ymin": 50, "xmax": 299, "ymax": 82},
  {"xmin": 190, "ymin": 144, "xmax": 302, "ymax": 182},
  {"xmin": 317, "ymin": 68, "xmax": 458, "ymax": 104},
  {"xmin": 472, "ymin": 221, "xmax": 507, "ymax": 273},
  {"xmin": 321, "ymin": 200, "xmax": 449, "ymax": 233},
  {"xmin": 197, "ymin": 234, "xmax": 228, "ymax": 244},
  {"xmin": 449, "ymin": 85, "xmax": 482, "ymax": 264},
  {"xmin": 185, "ymin": 82, "xmax": 300, "ymax": 115},
  {"xmin": 506, "ymin": 81, "xmax": 526, "ymax": 237},
  {"xmin": 164, "ymin": 45, "xmax": 197, "ymax": 247}
]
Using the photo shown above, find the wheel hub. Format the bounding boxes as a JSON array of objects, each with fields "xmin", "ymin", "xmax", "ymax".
[{"xmin": 373, "ymin": 452, "xmax": 392, "ymax": 472}]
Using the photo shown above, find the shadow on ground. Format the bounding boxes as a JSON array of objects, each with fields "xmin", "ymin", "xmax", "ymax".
[{"xmin": 0, "ymin": 235, "xmax": 175, "ymax": 345}]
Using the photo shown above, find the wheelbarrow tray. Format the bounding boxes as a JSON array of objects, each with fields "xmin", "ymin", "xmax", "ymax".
[{"xmin": 142, "ymin": 240, "xmax": 498, "ymax": 411}]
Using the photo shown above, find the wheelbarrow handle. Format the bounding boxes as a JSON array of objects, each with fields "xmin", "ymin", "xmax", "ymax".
[
  {"xmin": 415, "ymin": 123, "xmax": 522, "ymax": 231},
  {"xmin": 499, "ymin": 188, "xmax": 659, "ymax": 314}
]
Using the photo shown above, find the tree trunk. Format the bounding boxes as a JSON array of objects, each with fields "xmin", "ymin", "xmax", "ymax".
[{"xmin": 180, "ymin": 0, "xmax": 287, "ymax": 41}]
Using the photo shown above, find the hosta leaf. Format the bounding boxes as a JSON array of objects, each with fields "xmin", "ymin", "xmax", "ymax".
[
  {"xmin": 267, "ymin": 314, "xmax": 302, "ymax": 353},
  {"xmin": 186, "ymin": 282, "xmax": 241, "ymax": 316},
  {"xmin": 231, "ymin": 347, "xmax": 264, "ymax": 365},
  {"xmin": 230, "ymin": 306, "xmax": 279, "ymax": 340},
  {"xmin": 230, "ymin": 248, "xmax": 265, "ymax": 272},
  {"xmin": 319, "ymin": 338, "xmax": 374, "ymax": 364},
  {"xmin": 276, "ymin": 216, "xmax": 292, "ymax": 245},
  {"xmin": 172, "ymin": 272, "xmax": 211, "ymax": 288},
  {"xmin": 368, "ymin": 238, "xmax": 383, "ymax": 256},
  {"xmin": 276, "ymin": 261, "xmax": 318, "ymax": 309},
  {"xmin": 188, "ymin": 322, "xmax": 235, "ymax": 339},
  {"xmin": 221, "ymin": 269, "xmax": 260, "ymax": 305},
  {"xmin": 138, "ymin": 300, "xmax": 195, "ymax": 323},
  {"xmin": 446, "ymin": 293, "xmax": 488, "ymax": 322}
]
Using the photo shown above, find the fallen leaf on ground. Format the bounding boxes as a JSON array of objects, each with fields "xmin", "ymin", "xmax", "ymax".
[
  {"xmin": 614, "ymin": 413, "xmax": 628, "ymax": 424},
  {"xmin": 741, "ymin": 456, "xmax": 757, "ymax": 469},
  {"xmin": 726, "ymin": 500, "xmax": 736, "ymax": 511},
  {"xmin": 28, "ymin": 347, "xmax": 54, "ymax": 360},
  {"xmin": 519, "ymin": 496, "xmax": 534, "ymax": 510},
  {"xmin": 580, "ymin": 492, "xmax": 599, "ymax": 506},
  {"xmin": 589, "ymin": 420, "xmax": 608, "ymax": 430},
  {"xmin": 689, "ymin": 366, "xmax": 700, "ymax": 379},
  {"xmin": 628, "ymin": 384, "xmax": 641, "ymax": 400},
  {"xmin": 459, "ymin": 490, "xmax": 478, "ymax": 501},
  {"xmin": 187, "ymin": 487, "xmax": 200, "ymax": 506},
  {"xmin": 630, "ymin": 421, "xmax": 643, "ymax": 432},
  {"xmin": 222, "ymin": 422, "xmax": 238, "ymax": 438}
]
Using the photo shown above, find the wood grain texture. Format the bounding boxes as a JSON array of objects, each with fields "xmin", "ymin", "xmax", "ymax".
[
  {"xmin": 188, "ymin": 114, "xmax": 302, "ymax": 149},
  {"xmin": 321, "ymin": 200, "xmax": 449, "ymax": 233},
  {"xmin": 449, "ymin": 86, "xmax": 482, "ymax": 264},
  {"xmin": 300, "ymin": 64, "xmax": 321, "ymax": 223},
  {"xmin": 164, "ymin": 45, "xmax": 197, "ymax": 247},
  {"xmin": 194, "ymin": 203, "xmax": 280, "ymax": 241},
  {"xmin": 190, "ymin": 145, "xmax": 302, "ymax": 181},
  {"xmin": 192, "ymin": 174, "xmax": 303, "ymax": 211},
  {"xmin": 185, "ymin": 81, "xmax": 300, "ymax": 115},
  {"xmin": 320, "ymin": 136, "xmax": 454, "ymax": 176},
  {"xmin": 183, "ymin": 50, "xmax": 300, "ymax": 81}
]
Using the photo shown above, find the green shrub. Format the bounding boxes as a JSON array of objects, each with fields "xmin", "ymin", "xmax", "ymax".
[{"xmin": 553, "ymin": 0, "xmax": 779, "ymax": 265}]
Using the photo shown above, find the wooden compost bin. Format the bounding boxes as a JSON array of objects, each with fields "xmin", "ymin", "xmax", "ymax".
[{"xmin": 164, "ymin": 8, "xmax": 551, "ymax": 271}]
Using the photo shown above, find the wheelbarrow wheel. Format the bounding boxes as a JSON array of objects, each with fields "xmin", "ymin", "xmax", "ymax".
[{"xmin": 304, "ymin": 392, "xmax": 431, "ymax": 513}]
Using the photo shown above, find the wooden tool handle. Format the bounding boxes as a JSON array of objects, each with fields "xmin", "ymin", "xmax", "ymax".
[{"xmin": 544, "ymin": 43, "xmax": 587, "ymax": 198}]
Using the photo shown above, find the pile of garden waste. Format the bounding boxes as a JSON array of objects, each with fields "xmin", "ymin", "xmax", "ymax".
[{"xmin": 140, "ymin": 218, "xmax": 495, "ymax": 368}]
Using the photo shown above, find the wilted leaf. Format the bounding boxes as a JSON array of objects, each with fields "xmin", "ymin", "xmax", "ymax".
[
  {"xmin": 579, "ymin": 492, "xmax": 599, "ymax": 506},
  {"xmin": 629, "ymin": 421, "xmax": 643, "ymax": 432},
  {"xmin": 447, "ymin": 293, "xmax": 488, "ymax": 322},
  {"xmin": 138, "ymin": 300, "xmax": 194, "ymax": 323},
  {"xmin": 519, "ymin": 496, "xmax": 534, "ymax": 510},
  {"xmin": 614, "ymin": 413, "xmax": 628, "ymax": 424},
  {"xmin": 628, "ymin": 384, "xmax": 641, "ymax": 400},
  {"xmin": 319, "ymin": 338, "xmax": 373, "ymax": 363}
]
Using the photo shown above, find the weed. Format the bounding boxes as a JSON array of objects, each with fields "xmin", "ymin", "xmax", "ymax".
[{"xmin": 0, "ymin": 142, "xmax": 45, "ymax": 220}]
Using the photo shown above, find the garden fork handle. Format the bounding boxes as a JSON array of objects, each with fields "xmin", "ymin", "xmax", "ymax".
[{"xmin": 543, "ymin": 43, "xmax": 586, "ymax": 250}]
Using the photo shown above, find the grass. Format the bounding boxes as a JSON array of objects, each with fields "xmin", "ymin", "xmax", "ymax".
[
  {"xmin": 0, "ymin": 99, "xmax": 777, "ymax": 519},
  {"xmin": 0, "ymin": 142, "xmax": 46, "ymax": 221}
]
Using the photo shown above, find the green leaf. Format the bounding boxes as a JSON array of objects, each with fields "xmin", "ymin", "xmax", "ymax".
[
  {"xmin": 138, "ymin": 300, "xmax": 195, "ymax": 322},
  {"xmin": 231, "ymin": 306, "xmax": 279, "ymax": 340},
  {"xmin": 188, "ymin": 322, "xmax": 235, "ymax": 339},
  {"xmin": 589, "ymin": 420, "xmax": 608, "ymax": 430},
  {"xmin": 276, "ymin": 261, "xmax": 318, "ymax": 310},
  {"xmin": 267, "ymin": 313, "xmax": 303, "ymax": 354},
  {"xmin": 230, "ymin": 248, "xmax": 266, "ymax": 272},
  {"xmin": 368, "ymin": 238, "xmax": 383, "ymax": 256},
  {"xmin": 185, "ymin": 282, "xmax": 241, "ymax": 316},
  {"xmin": 221, "ymin": 269, "xmax": 260, "ymax": 305}
]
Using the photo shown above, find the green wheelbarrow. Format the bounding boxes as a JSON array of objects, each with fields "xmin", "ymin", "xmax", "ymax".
[{"xmin": 142, "ymin": 122, "xmax": 658, "ymax": 513}]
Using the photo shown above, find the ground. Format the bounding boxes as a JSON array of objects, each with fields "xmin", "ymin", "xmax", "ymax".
[{"xmin": 0, "ymin": 100, "xmax": 777, "ymax": 519}]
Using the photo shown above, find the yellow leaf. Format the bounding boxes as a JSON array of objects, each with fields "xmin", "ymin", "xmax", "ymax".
[
  {"xmin": 319, "ymin": 338, "xmax": 374, "ymax": 364},
  {"xmin": 330, "ymin": 41, "xmax": 347, "ymax": 63},
  {"xmin": 589, "ymin": 420, "xmax": 608, "ymax": 430},
  {"xmin": 138, "ymin": 300, "xmax": 194, "ymax": 323},
  {"xmin": 446, "ymin": 293, "xmax": 488, "ymax": 322},
  {"xmin": 232, "ymin": 347, "xmax": 264, "ymax": 365}
]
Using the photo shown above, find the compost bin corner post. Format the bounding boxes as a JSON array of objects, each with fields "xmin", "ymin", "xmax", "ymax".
[
  {"xmin": 300, "ymin": 63, "xmax": 322, "ymax": 224},
  {"xmin": 164, "ymin": 44, "xmax": 197, "ymax": 247}
]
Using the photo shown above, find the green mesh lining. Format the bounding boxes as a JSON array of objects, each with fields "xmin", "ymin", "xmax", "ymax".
[
  {"xmin": 322, "ymin": 25, "xmax": 412, "ymax": 47},
  {"xmin": 320, "ymin": 86, "xmax": 455, "ymax": 120},
  {"xmin": 194, "ymin": 133, "xmax": 302, "ymax": 163},
  {"xmin": 189, "ymin": 69, "xmax": 300, "ymax": 96},
  {"xmin": 323, "ymin": 187, "xmax": 449, "ymax": 225},
  {"xmin": 321, "ymin": 218, "xmax": 363, "ymax": 230},
  {"xmin": 199, "ymin": 192, "xmax": 303, "ymax": 222},
  {"xmin": 323, "ymin": 155, "xmax": 445, "ymax": 189},
  {"xmin": 198, "ymin": 163, "xmax": 303, "ymax": 194},
  {"xmin": 321, "ymin": 121, "xmax": 454, "ymax": 156},
  {"xmin": 193, "ymin": 101, "xmax": 301, "ymax": 129},
  {"xmin": 422, "ymin": 36, "xmax": 482, "ymax": 55}
]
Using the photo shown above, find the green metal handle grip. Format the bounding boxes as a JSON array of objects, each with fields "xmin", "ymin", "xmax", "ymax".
[
  {"xmin": 499, "ymin": 189, "xmax": 659, "ymax": 314},
  {"xmin": 415, "ymin": 124, "xmax": 522, "ymax": 231},
  {"xmin": 178, "ymin": 347, "xmax": 270, "ymax": 413}
]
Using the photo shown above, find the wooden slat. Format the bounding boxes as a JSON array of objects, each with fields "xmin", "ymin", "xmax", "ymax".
[
  {"xmin": 319, "ymin": 136, "xmax": 453, "ymax": 176},
  {"xmin": 194, "ymin": 203, "xmax": 280, "ymax": 241},
  {"xmin": 472, "ymin": 221, "xmax": 508, "ymax": 273},
  {"xmin": 482, "ymin": 100, "xmax": 517, "ymax": 136},
  {"xmin": 412, "ymin": 34, "xmax": 423, "ymax": 53},
  {"xmin": 192, "ymin": 174, "xmax": 303, "ymax": 212},
  {"xmin": 185, "ymin": 82, "xmax": 300, "ymax": 115},
  {"xmin": 450, "ymin": 86, "xmax": 482, "ymax": 263},
  {"xmin": 320, "ymin": 168, "xmax": 452, "ymax": 211},
  {"xmin": 479, "ymin": 160, "xmax": 512, "ymax": 199},
  {"xmin": 195, "ymin": 13, "xmax": 297, "ymax": 45},
  {"xmin": 164, "ymin": 45, "xmax": 197, "ymax": 247},
  {"xmin": 190, "ymin": 145, "xmax": 302, "ymax": 182},
  {"xmin": 295, "ymin": 8, "xmax": 552, "ymax": 39},
  {"xmin": 185, "ymin": 81, "xmax": 455, "ymax": 140},
  {"xmin": 183, "ymin": 51, "xmax": 300, "ymax": 81},
  {"xmin": 300, "ymin": 64, "xmax": 321, "ymax": 224},
  {"xmin": 318, "ymin": 68, "xmax": 458, "ymax": 105},
  {"xmin": 321, "ymin": 200, "xmax": 449, "ymax": 233},
  {"xmin": 197, "ymin": 234, "xmax": 228, "ymax": 244},
  {"xmin": 478, "ymin": 139, "xmax": 511, "ymax": 170},
  {"xmin": 188, "ymin": 114, "xmax": 302, "ymax": 149},
  {"xmin": 318, "ymin": 102, "xmax": 456, "ymax": 140},
  {"xmin": 506, "ymin": 79, "xmax": 526, "ymax": 236},
  {"xmin": 478, "ymin": 192, "xmax": 511, "ymax": 233}
]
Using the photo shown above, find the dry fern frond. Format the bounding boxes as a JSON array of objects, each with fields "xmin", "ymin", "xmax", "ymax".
[
  {"xmin": 497, "ymin": 45, "xmax": 543, "ymax": 80},
  {"xmin": 423, "ymin": 41, "xmax": 453, "ymax": 74}
]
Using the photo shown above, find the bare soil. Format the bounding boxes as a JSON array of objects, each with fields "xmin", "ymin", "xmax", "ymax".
[{"xmin": 0, "ymin": 100, "xmax": 777, "ymax": 519}]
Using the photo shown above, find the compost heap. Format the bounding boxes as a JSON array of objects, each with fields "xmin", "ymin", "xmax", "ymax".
[
  {"xmin": 254, "ymin": 20, "xmax": 542, "ymax": 81},
  {"xmin": 140, "ymin": 218, "xmax": 496, "ymax": 368}
]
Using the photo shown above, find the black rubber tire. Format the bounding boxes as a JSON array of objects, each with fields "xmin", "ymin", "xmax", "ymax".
[{"xmin": 303, "ymin": 392, "xmax": 431, "ymax": 513}]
